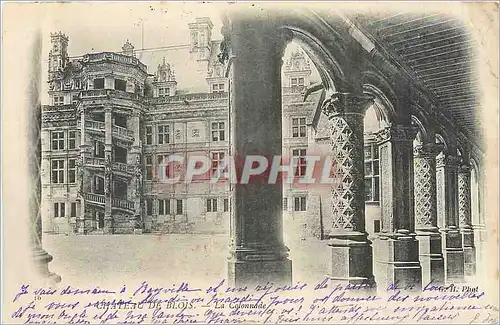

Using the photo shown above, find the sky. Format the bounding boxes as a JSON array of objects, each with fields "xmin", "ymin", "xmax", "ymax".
[{"xmin": 39, "ymin": 2, "xmax": 320, "ymax": 103}]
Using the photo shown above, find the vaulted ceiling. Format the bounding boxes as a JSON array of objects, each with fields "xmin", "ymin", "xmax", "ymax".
[{"xmin": 351, "ymin": 12, "xmax": 480, "ymax": 145}]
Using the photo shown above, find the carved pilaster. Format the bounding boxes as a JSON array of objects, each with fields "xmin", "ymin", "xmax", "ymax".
[
  {"xmin": 373, "ymin": 124, "xmax": 422, "ymax": 291},
  {"xmin": 376, "ymin": 124, "xmax": 418, "ymax": 233},
  {"xmin": 436, "ymin": 153, "xmax": 464, "ymax": 283},
  {"xmin": 413, "ymin": 143, "xmax": 445, "ymax": 285},
  {"xmin": 414, "ymin": 143, "xmax": 442, "ymax": 230},
  {"xmin": 458, "ymin": 164, "xmax": 475, "ymax": 276},
  {"xmin": 323, "ymin": 92, "xmax": 376, "ymax": 289}
]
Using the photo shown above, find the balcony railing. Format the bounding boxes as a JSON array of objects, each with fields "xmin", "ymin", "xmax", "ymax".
[
  {"xmin": 112, "ymin": 125, "xmax": 134, "ymax": 139},
  {"xmin": 145, "ymin": 92, "xmax": 228, "ymax": 105},
  {"xmin": 85, "ymin": 157, "xmax": 105, "ymax": 166},
  {"xmin": 80, "ymin": 89, "xmax": 140, "ymax": 101},
  {"xmin": 82, "ymin": 52, "xmax": 147, "ymax": 73},
  {"xmin": 84, "ymin": 120, "xmax": 105, "ymax": 131},
  {"xmin": 113, "ymin": 161, "xmax": 135, "ymax": 174},
  {"xmin": 112, "ymin": 198, "xmax": 135, "ymax": 211},
  {"xmin": 84, "ymin": 193, "xmax": 105, "ymax": 204}
]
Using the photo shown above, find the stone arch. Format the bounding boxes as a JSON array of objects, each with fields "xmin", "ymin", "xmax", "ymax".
[
  {"xmin": 435, "ymin": 133, "xmax": 449, "ymax": 154},
  {"xmin": 411, "ymin": 115, "xmax": 430, "ymax": 145},
  {"xmin": 277, "ymin": 10, "xmax": 363, "ymax": 94},
  {"xmin": 362, "ymin": 70, "xmax": 398, "ymax": 124}
]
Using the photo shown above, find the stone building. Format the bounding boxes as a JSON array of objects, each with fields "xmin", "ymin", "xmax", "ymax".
[{"xmin": 39, "ymin": 11, "xmax": 487, "ymax": 289}]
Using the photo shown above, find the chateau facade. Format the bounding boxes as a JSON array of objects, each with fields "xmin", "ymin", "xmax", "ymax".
[{"xmin": 42, "ymin": 18, "xmax": 331, "ymax": 236}]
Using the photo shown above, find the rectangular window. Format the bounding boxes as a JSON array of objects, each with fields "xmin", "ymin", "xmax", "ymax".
[
  {"xmin": 176, "ymin": 200, "xmax": 183, "ymax": 215},
  {"xmin": 146, "ymin": 199, "xmax": 153, "ymax": 216},
  {"xmin": 223, "ymin": 198, "xmax": 229, "ymax": 212},
  {"xmin": 164, "ymin": 88, "xmax": 170, "ymax": 96},
  {"xmin": 70, "ymin": 202, "xmax": 77, "ymax": 218},
  {"xmin": 212, "ymin": 83, "xmax": 224, "ymax": 93},
  {"xmin": 283, "ymin": 198, "xmax": 288, "ymax": 211},
  {"xmin": 292, "ymin": 117, "xmax": 307, "ymax": 138},
  {"xmin": 53, "ymin": 202, "xmax": 65, "ymax": 218},
  {"xmin": 364, "ymin": 144, "xmax": 380, "ymax": 202},
  {"xmin": 94, "ymin": 176, "xmax": 104, "ymax": 194},
  {"xmin": 94, "ymin": 141, "xmax": 105, "ymax": 158},
  {"xmin": 206, "ymin": 198, "xmax": 217, "ymax": 212},
  {"xmin": 51, "ymin": 131, "xmax": 65, "ymax": 151},
  {"xmin": 54, "ymin": 95, "xmax": 64, "ymax": 106},
  {"xmin": 68, "ymin": 159, "xmax": 76, "ymax": 183},
  {"xmin": 51, "ymin": 159, "xmax": 65, "ymax": 184},
  {"xmin": 115, "ymin": 79, "xmax": 126, "ymax": 91},
  {"xmin": 291, "ymin": 78, "xmax": 297, "ymax": 87},
  {"xmin": 374, "ymin": 220, "xmax": 381, "ymax": 233},
  {"xmin": 211, "ymin": 152, "xmax": 225, "ymax": 177},
  {"xmin": 68, "ymin": 131, "xmax": 76, "ymax": 149},
  {"xmin": 145, "ymin": 126, "xmax": 153, "ymax": 145},
  {"xmin": 94, "ymin": 78, "xmax": 104, "ymax": 89},
  {"xmin": 211, "ymin": 122, "xmax": 225, "ymax": 141},
  {"xmin": 158, "ymin": 125, "xmax": 170, "ymax": 144},
  {"xmin": 294, "ymin": 196, "xmax": 307, "ymax": 212},
  {"xmin": 292, "ymin": 149, "xmax": 307, "ymax": 177},
  {"xmin": 145, "ymin": 155, "xmax": 153, "ymax": 181},
  {"xmin": 298, "ymin": 77, "xmax": 305, "ymax": 86},
  {"xmin": 158, "ymin": 199, "xmax": 170, "ymax": 216},
  {"xmin": 72, "ymin": 94, "xmax": 79, "ymax": 103}
]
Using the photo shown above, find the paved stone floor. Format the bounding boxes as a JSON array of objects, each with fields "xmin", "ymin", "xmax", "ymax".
[{"xmin": 43, "ymin": 231, "xmax": 329, "ymax": 287}]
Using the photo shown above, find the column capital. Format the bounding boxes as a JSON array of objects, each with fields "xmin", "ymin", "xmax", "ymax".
[
  {"xmin": 376, "ymin": 124, "xmax": 418, "ymax": 145},
  {"xmin": 436, "ymin": 154, "xmax": 461, "ymax": 168},
  {"xmin": 414, "ymin": 142, "xmax": 444, "ymax": 158},
  {"xmin": 458, "ymin": 163, "xmax": 471, "ymax": 173},
  {"xmin": 322, "ymin": 92, "xmax": 374, "ymax": 118}
]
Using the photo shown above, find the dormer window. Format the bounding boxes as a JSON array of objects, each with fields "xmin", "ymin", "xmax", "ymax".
[
  {"xmin": 159, "ymin": 87, "xmax": 170, "ymax": 97},
  {"xmin": 212, "ymin": 83, "xmax": 224, "ymax": 93},
  {"xmin": 53, "ymin": 95, "xmax": 64, "ymax": 106},
  {"xmin": 291, "ymin": 77, "xmax": 304, "ymax": 87}
]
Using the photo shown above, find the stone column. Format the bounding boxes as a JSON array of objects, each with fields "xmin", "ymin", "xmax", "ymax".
[
  {"xmin": 414, "ymin": 143, "xmax": 445, "ymax": 285},
  {"xmin": 436, "ymin": 154, "xmax": 465, "ymax": 283},
  {"xmin": 458, "ymin": 164, "xmax": 476, "ymax": 277},
  {"xmin": 104, "ymin": 108, "xmax": 113, "ymax": 233},
  {"xmin": 374, "ymin": 125, "xmax": 422, "ymax": 291},
  {"xmin": 322, "ymin": 92, "xmax": 376, "ymax": 288},
  {"xmin": 130, "ymin": 113, "xmax": 143, "ymax": 232},
  {"xmin": 225, "ymin": 15, "xmax": 292, "ymax": 287},
  {"xmin": 77, "ymin": 108, "xmax": 88, "ymax": 234},
  {"xmin": 28, "ymin": 33, "xmax": 60, "ymax": 282}
]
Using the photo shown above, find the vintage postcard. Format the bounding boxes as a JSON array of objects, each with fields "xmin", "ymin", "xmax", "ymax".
[{"xmin": 2, "ymin": 1, "xmax": 499, "ymax": 324}]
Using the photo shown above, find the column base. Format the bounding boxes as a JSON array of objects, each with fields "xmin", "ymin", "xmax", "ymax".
[
  {"xmin": 441, "ymin": 227, "xmax": 465, "ymax": 284},
  {"xmin": 327, "ymin": 234, "xmax": 376, "ymax": 291},
  {"xmin": 416, "ymin": 229, "xmax": 445, "ymax": 286},
  {"xmin": 375, "ymin": 232, "xmax": 422, "ymax": 291},
  {"xmin": 461, "ymin": 227, "xmax": 476, "ymax": 277},
  {"xmin": 103, "ymin": 216, "xmax": 113, "ymax": 234},
  {"xmin": 32, "ymin": 247, "xmax": 61, "ymax": 284},
  {"xmin": 228, "ymin": 258, "xmax": 292, "ymax": 288}
]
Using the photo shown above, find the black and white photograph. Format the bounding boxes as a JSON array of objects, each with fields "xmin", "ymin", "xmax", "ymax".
[{"xmin": 2, "ymin": 2, "xmax": 499, "ymax": 324}]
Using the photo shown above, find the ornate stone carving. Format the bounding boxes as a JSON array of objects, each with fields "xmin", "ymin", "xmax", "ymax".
[
  {"xmin": 135, "ymin": 156, "xmax": 143, "ymax": 197},
  {"xmin": 376, "ymin": 125, "xmax": 418, "ymax": 144},
  {"xmin": 414, "ymin": 144, "xmax": 439, "ymax": 229},
  {"xmin": 76, "ymin": 156, "xmax": 84, "ymax": 196},
  {"xmin": 436, "ymin": 154, "xmax": 461, "ymax": 169},
  {"xmin": 104, "ymin": 155, "xmax": 112, "ymax": 197},
  {"xmin": 328, "ymin": 113, "xmax": 365, "ymax": 232},
  {"xmin": 458, "ymin": 164, "xmax": 472, "ymax": 227},
  {"xmin": 379, "ymin": 145, "xmax": 391, "ymax": 232},
  {"xmin": 322, "ymin": 92, "xmax": 374, "ymax": 118}
]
